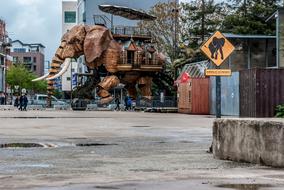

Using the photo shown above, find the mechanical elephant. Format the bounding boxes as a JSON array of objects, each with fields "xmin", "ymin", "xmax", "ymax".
[{"xmin": 33, "ymin": 24, "xmax": 163, "ymax": 106}]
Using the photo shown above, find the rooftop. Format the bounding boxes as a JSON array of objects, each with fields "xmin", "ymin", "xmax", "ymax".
[{"xmin": 11, "ymin": 40, "xmax": 45, "ymax": 48}]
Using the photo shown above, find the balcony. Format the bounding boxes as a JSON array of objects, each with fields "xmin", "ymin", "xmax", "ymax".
[{"xmin": 112, "ymin": 26, "xmax": 151, "ymax": 39}]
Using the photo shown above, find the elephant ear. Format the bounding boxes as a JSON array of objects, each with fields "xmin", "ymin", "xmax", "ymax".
[{"xmin": 84, "ymin": 25, "xmax": 113, "ymax": 63}]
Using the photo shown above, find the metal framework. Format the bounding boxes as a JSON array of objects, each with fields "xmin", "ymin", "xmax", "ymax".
[{"xmin": 98, "ymin": 5, "xmax": 156, "ymax": 21}]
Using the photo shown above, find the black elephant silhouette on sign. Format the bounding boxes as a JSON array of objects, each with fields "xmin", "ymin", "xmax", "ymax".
[{"xmin": 208, "ymin": 37, "xmax": 225, "ymax": 60}]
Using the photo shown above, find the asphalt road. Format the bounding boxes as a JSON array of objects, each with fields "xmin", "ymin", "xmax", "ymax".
[{"xmin": 0, "ymin": 111, "xmax": 283, "ymax": 190}]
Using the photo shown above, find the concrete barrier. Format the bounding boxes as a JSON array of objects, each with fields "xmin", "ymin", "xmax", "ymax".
[{"xmin": 213, "ymin": 119, "xmax": 284, "ymax": 167}]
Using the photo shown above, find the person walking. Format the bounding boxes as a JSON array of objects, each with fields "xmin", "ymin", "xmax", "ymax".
[
  {"xmin": 22, "ymin": 94, "xmax": 28, "ymax": 111},
  {"xmin": 124, "ymin": 95, "xmax": 129, "ymax": 111},
  {"xmin": 14, "ymin": 96, "xmax": 19, "ymax": 108},
  {"xmin": 127, "ymin": 96, "xmax": 132, "ymax": 111},
  {"xmin": 0, "ymin": 92, "xmax": 5, "ymax": 105},
  {"xmin": 19, "ymin": 95, "xmax": 24, "ymax": 111},
  {"xmin": 115, "ymin": 96, "xmax": 120, "ymax": 111}
]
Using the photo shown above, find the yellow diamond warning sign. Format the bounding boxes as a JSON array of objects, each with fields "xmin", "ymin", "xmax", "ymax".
[{"xmin": 200, "ymin": 31, "xmax": 235, "ymax": 66}]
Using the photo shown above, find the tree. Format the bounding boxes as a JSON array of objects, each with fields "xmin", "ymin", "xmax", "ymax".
[
  {"xmin": 180, "ymin": 0, "xmax": 227, "ymax": 48},
  {"xmin": 6, "ymin": 64, "xmax": 47, "ymax": 94},
  {"xmin": 138, "ymin": 2, "xmax": 180, "ymax": 62},
  {"xmin": 222, "ymin": 0, "xmax": 279, "ymax": 35}
]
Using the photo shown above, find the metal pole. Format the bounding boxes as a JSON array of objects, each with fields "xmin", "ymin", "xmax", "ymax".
[
  {"xmin": 276, "ymin": 10, "xmax": 279, "ymax": 68},
  {"xmin": 70, "ymin": 60, "xmax": 73, "ymax": 108},
  {"xmin": 216, "ymin": 69, "xmax": 221, "ymax": 118}
]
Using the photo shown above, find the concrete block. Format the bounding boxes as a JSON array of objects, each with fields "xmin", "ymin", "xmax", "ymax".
[{"xmin": 213, "ymin": 119, "xmax": 284, "ymax": 167}]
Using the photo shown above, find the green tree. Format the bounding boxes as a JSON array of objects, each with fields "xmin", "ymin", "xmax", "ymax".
[
  {"xmin": 222, "ymin": 0, "xmax": 279, "ymax": 35},
  {"xmin": 6, "ymin": 64, "xmax": 47, "ymax": 94},
  {"xmin": 180, "ymin": 0, "xmax": 227, "ymax": 48}
]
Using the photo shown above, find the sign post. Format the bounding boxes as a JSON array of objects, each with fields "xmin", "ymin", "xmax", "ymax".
[
  {"xmin": 216, "ymin": 72, "xmax": 221, "ymax": 118},
  {"xmin": 200, "ymin": 31, "xmax": 235, "ymax": 118}
]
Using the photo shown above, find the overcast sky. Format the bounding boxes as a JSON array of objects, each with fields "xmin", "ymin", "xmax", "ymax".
[
  {"xmin": 0, "ymin": 0, "xmax": 70, "ymax": 65},
  {"xmin": 0, "ymin": 0, "xmax": 215, "ymax": 65}
]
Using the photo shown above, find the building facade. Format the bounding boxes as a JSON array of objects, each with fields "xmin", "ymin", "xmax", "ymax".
[
  {"xmin": 0, "ymin": 19, "xmax": 12, "ymax": 94},
  {"xmin": 61, "ymin": 1, "xmax": 79, "ymax": 93},
  {"xmin": 10, "ymin": 40, "xmax": 45, "ymax": 77}
]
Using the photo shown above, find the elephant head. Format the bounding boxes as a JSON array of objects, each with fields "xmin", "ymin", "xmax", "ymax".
[
  {"xmin": 208, "ymin": 37, "xmax": 225, "ymax": 60},
  {"xmin": 32, "ymin": 24, "xmax": 114, "ymax": 81}
]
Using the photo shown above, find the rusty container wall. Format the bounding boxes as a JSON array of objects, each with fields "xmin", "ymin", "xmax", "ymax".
[
  {"xmin": 191, "ymin": 78, "xmax": 210, "ymax": 114},
  {"xmin": 178, "ymin": 82, "xmax": 191, "ymax": 113},
  {"xmin": 240, "ymin": 68, "xmax": 284, "ymax": 117},
  {"xmin": 210, "ymin": 72, "xmax": 240, "ymax": 116}
]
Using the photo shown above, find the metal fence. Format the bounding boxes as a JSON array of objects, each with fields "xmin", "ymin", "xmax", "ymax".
[{"xmin": 136, "ymin": 96, "xmax": 177, "ymax": 108}]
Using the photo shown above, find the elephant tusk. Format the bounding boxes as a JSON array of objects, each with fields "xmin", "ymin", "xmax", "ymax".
[
  {"xmin": 32, "ymin": 72, "xmax": 50, "ymax": 82},
  {"xmin": 46, "ymin": 58, "xmax": 71, "ymax": 80}
]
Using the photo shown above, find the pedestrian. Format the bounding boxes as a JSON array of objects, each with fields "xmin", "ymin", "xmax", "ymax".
[
  {"xmin": 0, "ymin": 92, "xmax": 5, "ymax": 105},
  {"xmin": 22, "ymin": 94, "xmax": 28, "ymax": 111},
  {"xmin": 127, "ymin": 96, "xmax": 132, "ymax": 111},
  {"xmin": 14, "ymin": 96, "xmax": 19, "ymax": 108},
  {"xmin": 124, "ymin": 95, "xmax": 129, "ymax": 111},
  {"xmin": 115, "ymin": 96, "xmax": 120, "ymax": 111},
  {"xmin": 19, "ymin": 95, "xmax": 23, "ymax": 111}
]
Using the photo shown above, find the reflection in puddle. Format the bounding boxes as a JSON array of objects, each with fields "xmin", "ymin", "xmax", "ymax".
[{"xmin": 216, "ymin": 184, "xmax": 273, "ymax": 190}]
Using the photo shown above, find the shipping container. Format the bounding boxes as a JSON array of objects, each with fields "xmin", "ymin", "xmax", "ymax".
[
  {"xmin": 178, "ymin": 78, "xmax": 210, "ymax": 114},
  {"xmin": 240, "ymin": 68, "xmax": 284, "ymax": 117},
  {"xmin": 210, "ymin": 72, "xmax": 240, "ymax": 116}
]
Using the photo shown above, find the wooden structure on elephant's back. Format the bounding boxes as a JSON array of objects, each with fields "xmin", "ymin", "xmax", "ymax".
[{"xmin": 98, "ymin": 5, "xmax": 164, "ymax": 73}]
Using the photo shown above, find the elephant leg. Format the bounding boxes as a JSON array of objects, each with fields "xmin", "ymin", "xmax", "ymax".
[
  {"xmin": 97, "ymin": 75, "xmax": 120, "ymax": 104},
  {"xmin": 209, "ymin": 44, "xmax": 215, "ymax": 59},
  {"xmin": 219, "ymin": 47, "xmax": 224, "ymax": 60},
  {"xmin": 138, "ymin": 76, "xmax": 152, "ymax": 99}
]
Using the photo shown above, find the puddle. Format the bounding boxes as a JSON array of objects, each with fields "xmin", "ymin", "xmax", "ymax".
[
  {"xmin": 0, "ymin": 143, "xmax": 44, "ymax": 148},
  {"xmin": 13, "ymin": 164, "xmax": 51, "ymax": 168},
  {"xmin": 131, "ymin": 125, "xmax": 151, "ymax": 128},
  {"xmin": 0, "ymin": 142, "xmax": 75, "ymax": 149},
  {"xmin": 216, "ymin": 184, "xmax": 273, "ymax": 190},
  {"xmin": 76, "ymin": 143, "xmax": 117, "ymax": 147},
  {"xmin": 0, "ymin": 142, "xmax": 118, "ymax": 148},
  {"xmin": 95, "ymin": 186, "xmax": 120, "ymax": 189},
  {"xmin": 129, "ymin": 168, "xmax": 164, "ymax": 172},
  {"xmin": 263, "ymin": 174, "xmax": 284, "ymax": 179}
]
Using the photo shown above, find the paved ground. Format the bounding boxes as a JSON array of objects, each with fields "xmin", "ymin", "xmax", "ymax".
[{"xmin": 0, "ymin": 111, "xmax": 284, "ymax": 190}]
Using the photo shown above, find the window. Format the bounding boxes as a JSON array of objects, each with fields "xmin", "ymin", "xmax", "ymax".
[
  {"xmin": 64, "ymin": 11, "xmax": 76, "ymax": 23},
  {"xmin": 23, "ymin": 57, "xmax": 32, "ymax": 63},
  {"xmin": 33, "ymin": 65, "xmax": 37, "ymax": 71},
  {"xmin": 127, "ymin": 51, "xmax": 134, "ymax": 64},
  {"xmin": 13, "ymin": 56, "xmax": 19, "ymax": 63},
  {"xmin": 33, "ymin": 57, "xmax": 36, "ymax": 63},
  {"xmin": 13, "ymin": 48, "xmax": 26, "ymax": 53}
]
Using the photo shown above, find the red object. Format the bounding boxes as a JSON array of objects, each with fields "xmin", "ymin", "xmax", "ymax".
[{"xmin": 180, "ymin": 72, "xmax": 190, "ymax": 83}]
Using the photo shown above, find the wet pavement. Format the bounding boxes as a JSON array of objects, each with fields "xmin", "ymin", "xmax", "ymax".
[{"xmin": 0, "ymin": 111, "xmax": 283, "ymax": 190}]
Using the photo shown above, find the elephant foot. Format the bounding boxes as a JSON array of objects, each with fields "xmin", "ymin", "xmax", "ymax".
[{"xmin": 100, "ymin": 96, "xmax": 113, "ymax": 104}]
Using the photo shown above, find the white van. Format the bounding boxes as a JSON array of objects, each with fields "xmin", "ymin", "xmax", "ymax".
[{"xmin": 32, "ymin": 94, "xmax": 67, "ymax": 107}]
